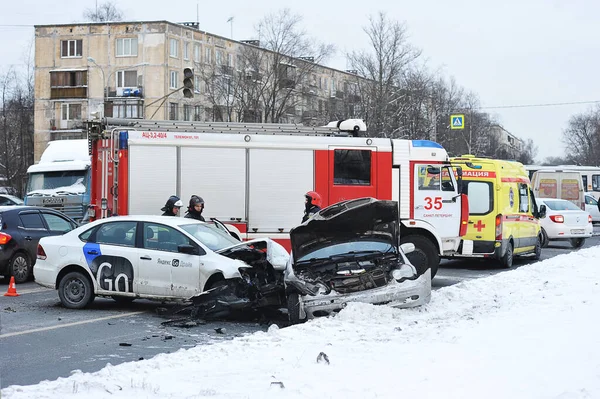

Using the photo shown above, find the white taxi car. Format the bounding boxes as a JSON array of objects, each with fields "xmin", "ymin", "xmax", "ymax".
[
  {"xmin": 33, "ymin": 215, "xmax": 289, "ymax": 309},
  {"xmin": 536, "ymin": 198, "xmax": 593, "ymax": 249}
]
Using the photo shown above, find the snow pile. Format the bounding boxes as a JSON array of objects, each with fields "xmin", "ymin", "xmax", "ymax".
[{"xmin": 3, "ymin": 247, "xmax": 600, "ymax": 399}]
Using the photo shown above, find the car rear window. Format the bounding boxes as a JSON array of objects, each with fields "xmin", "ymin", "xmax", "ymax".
[
  {"xmin": 542, "ymin": 200, "xmax": 581, "ymax": 211},
  {"xmin": 462, "ymin": 180, "xmax": 494, "ymax": 215}
]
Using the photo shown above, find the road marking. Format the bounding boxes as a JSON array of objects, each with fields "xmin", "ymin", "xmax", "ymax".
[{"xmin": 0, "ymin": 311, "xmax": 146, "ymax": 339}]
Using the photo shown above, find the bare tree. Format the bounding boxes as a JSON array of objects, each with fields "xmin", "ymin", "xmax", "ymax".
[
  {"xmin": 516, "ymin": 139, "xmax": 538, "ymax": 164},
  {"xmin": 83, "ymin": 1, "xmax": 124, "ymax": 22},
  {"xmin": 561, "ymin": 107, "xmax": 600, "ymax": 166},
  {"xmin": 347, "ymin": 12, "xmax": 422, "ymax": 136}
]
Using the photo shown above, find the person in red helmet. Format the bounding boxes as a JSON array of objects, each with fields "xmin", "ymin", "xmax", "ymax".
[{"xmin": 302, "ymin": 191, "xmax": 322, "ymax": 223}]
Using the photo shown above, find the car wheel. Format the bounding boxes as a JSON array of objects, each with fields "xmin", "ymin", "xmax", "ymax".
[
  {"xmin": 112, "ymin": 296, "xmax": 135, "ymax": 304},
  {"xmin": 533, "ymin": 236, "xmax": 542, "ymax": 261},
  {"xmin": 540, "ymin": 228, "xmax": 549, "ymax": 248},
  {"xmin": 287, "ymin": 293, "xmax": 307, "ymax": 325},
  {"xmin": 58, "ymin": 271, "xmax": 95, "ymax": 309},
  {"xmin": 400, "ymin": 235, "xmax": 439, "ymax": 278},
  {"xmin": 501, "ymin": 242, "xmax": 514, "ymax": 268},
  {"xmin": 9, "ymin": 253, "xmax": 31, "ymax": 284},
  {"xmin": 570, "ymin": 238, "xmax": 585, "ymax": 249}
]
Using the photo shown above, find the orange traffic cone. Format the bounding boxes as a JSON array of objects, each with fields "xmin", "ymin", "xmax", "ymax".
[{"xmin": 4, "ymin": 276, "xmax": 19, "ymax": 297}]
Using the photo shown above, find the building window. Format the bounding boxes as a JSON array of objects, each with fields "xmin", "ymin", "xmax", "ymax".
[
  {"xmin": 50, "ymin": 70, "xmax": 88, "ymax": 99},
  {"xmin": 170, "ymin": 38, "xmax": 179, "ymax": 58},
  {"xmin": 61, "ymin": 40, "xmax": 83, "ymax": 58},
  {"xmin": 183, "ymin": 42, "xmax": 189, "ymax": 60},
  {"xmin": 112, "ymin": 103, "xmax": 142, "ymax": 119},
  {"xmin": 205, "ymin": 47, "xmax": 212, "ymax": 63},
  {"xmin": 227, "ymin": 53, "xmax": 234, "ymax": 68},
  {"xmin": 194, "ymin": 44, "xmax": 201, "ymax": 62},
  {"xmin": 169, "ymin": 103, "xmax": 178, "ymax": 120},
  {"xmin": 170, "ymin": 71, "xmax": 178, "ymax": 89},
  {"xmin": 194, "ymin": 105, "xmax": 203, "ymax": 121},
  {"xmin": 116, "ymin": 38, "xmax": 138, "ymax": 57},
  {"xmin": 215, "ymin": 50, "xmax": 223, "ymax": 65},
  {"xmin": 61, "ymin": 103, "xmax": 82, "ymax": 121},
  {"xmin": 194, "ymin": 75, "xmax": 201, "ymax": 93},
  {"xmin": 183, "ymin": 104, "xmax": 192, "ymax": 121},
  {"xmin": 116, "ymin": 70, "xmax": 137, "ymax": 88}
]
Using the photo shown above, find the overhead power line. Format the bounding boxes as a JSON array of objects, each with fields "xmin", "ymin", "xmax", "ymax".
[{"xmin": 480, "ymin": 100, "xmax": 600, "ymax": 110}]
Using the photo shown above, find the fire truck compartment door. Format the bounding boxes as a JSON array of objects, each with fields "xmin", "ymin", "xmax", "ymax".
[
  {"xmin": 180, "ymin": 147, "xmax": 246, "ymax": 221},
  {"xmin": 248, "ymin": 148, "xmax": 313, "ymax": 233},
  {"xmin": 128, "ymin": 145, "xmax": 177, "ymax": 215}
]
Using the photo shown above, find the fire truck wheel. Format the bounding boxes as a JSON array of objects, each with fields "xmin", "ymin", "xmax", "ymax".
[{"xmin": 400, "ymin": 235, "xmax": 439, "ymax": 278}]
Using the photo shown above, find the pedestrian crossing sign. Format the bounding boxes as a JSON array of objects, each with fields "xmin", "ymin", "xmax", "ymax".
[{"xmin": 450, "ymin": 114, "xmax": 465, "ymax": 130}]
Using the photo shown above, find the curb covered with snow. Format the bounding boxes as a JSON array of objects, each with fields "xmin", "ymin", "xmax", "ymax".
[{"xmin": 3, "ymin": 246, "xmax": 600, "ymax": 399}]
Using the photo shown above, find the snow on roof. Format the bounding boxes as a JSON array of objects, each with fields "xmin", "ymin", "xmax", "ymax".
[
  {"xmin": 38, "ymin": 140, "xmax": 90, "ymax": 164},
  {"xmin": 3, "ymin": 246, "xmax": 600, "ymax": 398}
]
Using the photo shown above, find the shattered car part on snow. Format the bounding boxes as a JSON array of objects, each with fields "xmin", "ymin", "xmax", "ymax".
[{"xmin": 284, "ymin": 197, "xmax": 432, "ymax": 324}]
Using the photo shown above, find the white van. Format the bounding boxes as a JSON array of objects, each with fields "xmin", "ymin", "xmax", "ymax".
[{"xmin": 531, "ymin": 170, "xmax": 585, "ymax": 210}]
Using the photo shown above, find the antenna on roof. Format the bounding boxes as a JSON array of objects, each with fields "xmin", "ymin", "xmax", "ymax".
[{"xmin": 196, "ymin": 1, "xmax": 199, "ymax": 28}]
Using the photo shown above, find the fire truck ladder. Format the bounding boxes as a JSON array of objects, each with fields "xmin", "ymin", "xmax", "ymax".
[{"xmin": 94, "ymin": 118, "xmax": 366, "ymax": 138}]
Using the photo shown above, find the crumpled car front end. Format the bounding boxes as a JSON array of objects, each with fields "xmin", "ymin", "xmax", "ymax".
[{"xmin": 285, "ymin": 198, "xmax": 431, "ymax": 323}]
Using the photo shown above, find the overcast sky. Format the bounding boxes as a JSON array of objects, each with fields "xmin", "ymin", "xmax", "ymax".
[{"xmin": 2, "ymin": 0, "xmax": 598, "ymax": 162}]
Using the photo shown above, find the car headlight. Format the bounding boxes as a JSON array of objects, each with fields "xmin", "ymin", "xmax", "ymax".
[{"xmin": 391, "ymin": 264, "xmax": 416, "ymax": 281}]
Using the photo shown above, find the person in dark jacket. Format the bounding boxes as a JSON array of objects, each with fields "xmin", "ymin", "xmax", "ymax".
[
  {"xmin": 302, "ymin": 191, "xmax": 322, "ymax": 223},
  {"xmin": 161, "ymin": 195, "xmax": 183, "ymax": 216},
  {"xmin": 185, "ymin": 195, "xmax": 205, "ymax": 221}
]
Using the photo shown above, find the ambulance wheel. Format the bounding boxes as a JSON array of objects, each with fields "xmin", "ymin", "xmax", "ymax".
[
  {"xmin": 287, "ymin": 293, "xmax": 307, "ymax": 325},
  {"xmin": 540, "ymin": 228, "xmax": 549, "ymax": 248},
  {"xmin": 533, "ymin": 236, "xmax": 542, "ymax": 261},
  {"xmin": 501, "ymin": 242, "xmax": 514, "ymax": 268},
  {"xmin": 401, "ymin": 235, "xmax": 439, "ymax": 278},
  {"xmin": 570, "ymin": 238, "xmax": 585, "ymax": 249}
]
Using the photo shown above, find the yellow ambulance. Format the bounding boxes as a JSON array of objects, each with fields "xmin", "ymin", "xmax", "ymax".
[{"xmin": 449, "ymin": 155, "xmax": 546, "ymax": 268}]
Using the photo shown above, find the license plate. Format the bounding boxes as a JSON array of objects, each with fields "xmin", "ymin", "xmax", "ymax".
[
  {"xmin": 42, "ymin": 197, "xmax": 65, "ymax": 205},
  {"xmin": 571, "ymin": 229, "xmax": 584, "ymax": 234}
]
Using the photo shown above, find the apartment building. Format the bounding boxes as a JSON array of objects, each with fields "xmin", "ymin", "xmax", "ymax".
[
  {"xmin": 489, "ymin": 124, "xmax": 524, "ymax": 158},
  {"xmin": 33, "ymin": 20, "xmax": 362, "ymax": 161}
]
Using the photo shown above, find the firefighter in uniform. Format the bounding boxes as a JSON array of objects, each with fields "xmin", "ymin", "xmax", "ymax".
[
  {"xmin": 185, "ymin": 195, "xmax": 206, "ymax": 221},
  {"xmin": 161, "ymin": 195, "xmax": 183, "ymax": 216},
  {"xmin": 302, "ymin": 191, "xmax": 322, "ymax": 223}
]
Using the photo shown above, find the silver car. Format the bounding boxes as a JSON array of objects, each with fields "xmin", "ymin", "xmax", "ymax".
[{"xmin": 284, "ymin": 198, "xmax": 431, "ymax": 324}]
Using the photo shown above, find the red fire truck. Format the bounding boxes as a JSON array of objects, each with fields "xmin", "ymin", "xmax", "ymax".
[{"xmin": 85, "ymin": 118, "xmax": 470, "ymax": 277}]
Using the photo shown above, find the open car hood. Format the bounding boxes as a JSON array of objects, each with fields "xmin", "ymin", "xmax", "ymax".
[
  {"xmin": 290, "ymin": 198, "xmax": 399, "ymax": 263},
  {"xmin": 216, "ymin": 237, "xmax": 290, "ymax": 271}
]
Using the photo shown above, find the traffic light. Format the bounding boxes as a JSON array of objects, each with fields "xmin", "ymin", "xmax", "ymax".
[{"xmin": 183, "ymin": 68, "xmax": 194, "ymax": 98}]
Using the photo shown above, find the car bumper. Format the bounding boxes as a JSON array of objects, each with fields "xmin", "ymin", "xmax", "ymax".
[
  {"xmin": 33, "ymin": 259, "xmax": 57, "ymax": 289},
  {"xmin": 544, "ymin": 224, "xmax": 593, "ymax": 240},
  {"xmin": 299, "ymin": 269, "xmax": 431, "ymax": 319}
]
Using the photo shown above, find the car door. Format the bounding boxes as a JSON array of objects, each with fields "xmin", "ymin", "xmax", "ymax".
[
  {"xmin": 85, "ymin": 221, "xmax": 138, "ymax": 296},
  {"xmin": 16, "ymin": 210, "xmax": 49, "ymax": 260},
  {"xmin": 40, "ymin": 211, "xmax": 77, "ymax": 237},
  {"xmin": 137, "ymin": 222, "xmax": 202, "ymax": 298}
]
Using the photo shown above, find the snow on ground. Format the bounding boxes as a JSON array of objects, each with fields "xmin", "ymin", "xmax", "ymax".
[{"xmin": 4, "ymin": 246, "xmax": 600, "ymax": 399}]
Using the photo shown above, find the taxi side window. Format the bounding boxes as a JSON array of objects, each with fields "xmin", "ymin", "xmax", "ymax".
[
  {"xmin": 518, "ymin": 184, "xmax": 530, "ymax": 213},
  {"xmin": 143, "ymin": 223, "xmax": 198, "ymax": 254},
  {"xmin": 95, "ymin": 221, "xmax": 137, "ymax": 247}
]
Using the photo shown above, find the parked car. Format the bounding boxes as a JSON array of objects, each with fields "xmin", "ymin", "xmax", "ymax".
[
  {"xmin": 284, "ymin": 198, "xmax": 431, "ymax": 324},
  {"xmin": 0, "ymin": 206, "xmax": 78, "ymax": 283},
  {"xmin": 34, "ymin": 215, "xmax": 290, "ymax": 310},
  {"xmin": 584, "ymin": 193, "xmax": 600, "ymax": 223},
  {"xmin": 535, "ymin": 198, "xmax": 593, "ymax": 248},
  {"xmin": 0, "ymin": 194, "xmax": 24, "ymax": 206}
]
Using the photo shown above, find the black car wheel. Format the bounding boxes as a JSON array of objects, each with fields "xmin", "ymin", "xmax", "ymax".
[
  {"xmin": 400, "ymin": 235, "xmax": 439, "ymax": 277},
  {"xmin": 570, "ymin": 238, "xmax": 585, "ymax": 249},
  {"xmin": 9, "ymin": 252, "xmax": 31, "ymax": 284},
  {"xmin": 58, "ymin": 271, "xmax": 95, "ymax": 309},
  {"xmin": 501, "ymin": 242, "xmax": 514, "ymax": 268},
  {"xmin": 287, "ymin": 293, "xmax": 307, "ymax": 325}
]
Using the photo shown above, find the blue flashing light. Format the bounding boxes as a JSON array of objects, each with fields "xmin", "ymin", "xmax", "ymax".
[
  {"xmin": 118, "ymin": 131, "xmax": 129, "ymax": 149},
  {"xmin": 411, "ymin": 140, "xmax": 443, "ymax": 149}
]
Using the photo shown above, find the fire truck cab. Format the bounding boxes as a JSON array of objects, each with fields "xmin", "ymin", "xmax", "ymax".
[{"xmin": 85, "ymin": 118, "xmax": 470, "ymax": 277}]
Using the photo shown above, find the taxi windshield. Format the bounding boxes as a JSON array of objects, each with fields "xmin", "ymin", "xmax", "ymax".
[{"xmin": 180, "ymin": 222, "xmax": 240, "ymax": 251}]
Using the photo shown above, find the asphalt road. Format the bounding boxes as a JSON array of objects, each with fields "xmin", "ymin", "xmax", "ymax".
[{"xmin": 1, "ymin": 229, "xmax": 599, "ymax": 389}]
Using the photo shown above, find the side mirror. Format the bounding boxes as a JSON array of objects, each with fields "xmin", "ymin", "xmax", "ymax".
[
  {"xmin": 400, "ymin": 243, "xmax": 415, "ymax": 254},
  {"xmin": 538, "ymin": 204, "xmax": 547, "ymax": 219},
  {"xmin": 178, "ymin": 244, "xmax": 199, "ymax": 255}
]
